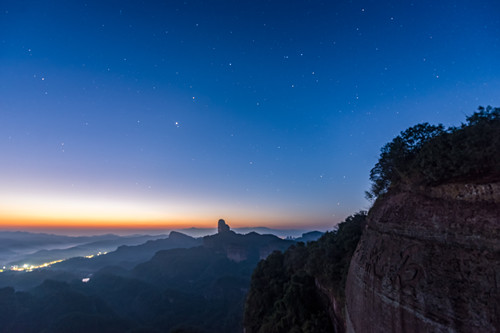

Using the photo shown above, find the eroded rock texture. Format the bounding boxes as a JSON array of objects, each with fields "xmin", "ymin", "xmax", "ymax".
[{"xmin": 346, "ymin": 182, "xmax": 500, "ymax": 332}]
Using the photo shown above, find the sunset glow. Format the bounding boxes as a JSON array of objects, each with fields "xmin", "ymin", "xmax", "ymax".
[{"xmin": 0, "ymin": 189, "xmax": 325, "ymax": 232}]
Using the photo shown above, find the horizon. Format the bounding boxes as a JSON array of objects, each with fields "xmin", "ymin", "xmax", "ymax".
[
  {"xmin": 1, "ymin": 1, "xmax": 499, "ymax": 232},
  {"xmin": 0, "ymin": 223, "xmax": 322, "ymax": 237}
]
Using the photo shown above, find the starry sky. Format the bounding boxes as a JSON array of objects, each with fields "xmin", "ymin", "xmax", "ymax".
[{"xmin": 1, "ymin": 0, "xmax": 499, "ymax": 233}]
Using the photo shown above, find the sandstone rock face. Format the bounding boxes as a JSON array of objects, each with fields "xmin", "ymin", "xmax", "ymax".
[{"xmin": 346, "ymin": 182, "xmax": 500, "ymax": 333}]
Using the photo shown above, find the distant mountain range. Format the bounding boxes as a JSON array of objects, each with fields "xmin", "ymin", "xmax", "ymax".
[
  {"xmin": 0, "ymin": 227, "xmax": 322, "ymax": 268},
  {"xmin": 0, "ymin": 232, "xmax": 168, "ymax": 268},
  {"xmin": 0, "ymin": 220, "xmax": 319, "ymax": 332},
  {"xmin": 52, "ymin": 231, "xmax": 202, "ymax": 275},
  {"xmin": 174, "ymin": 226, "xmax": 314, "ymax": 238}
]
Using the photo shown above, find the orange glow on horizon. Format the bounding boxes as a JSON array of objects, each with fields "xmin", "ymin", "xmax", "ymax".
[
  {"xmin": 0, "ymin": 215, "xmax": 215, "ymax": 230},
  {"xmin": 0, "ymin": 213, "xmax": 332, "ymax": 234},
  {"xmin": 0, "ymin": 191, "xmax": 232, "ymax": 229},
  {"xmin": 0, "ymin": 191, "xmax": 335, "ymax": 233}
]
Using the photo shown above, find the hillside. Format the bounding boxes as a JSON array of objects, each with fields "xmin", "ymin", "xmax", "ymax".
[
  {"xmin": 0, "ymin": 232, "xmax": 201, "ymax": 290},
  {"xmin": 245, "ymin": 106, "xmax": 500, "ymax": 333},
  {"xmin": 53, "ymin": 231, "xmax": 202, "ymax": 274},
  {"xmin": 0, "ymin": 232, "xmax": 165, "ymax": 268},
  {"xmin": 244, "ymin": 212, "xmax": 366, "ymax": 333},
  {"xmin": 0, "ymin": 220, "xmax": 294, "ymax": 333}
]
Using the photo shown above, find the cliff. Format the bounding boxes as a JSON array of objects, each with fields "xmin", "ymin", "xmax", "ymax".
[{"xmin": 345, "ymin": 181, "xmax": 500, "ymax": 332}]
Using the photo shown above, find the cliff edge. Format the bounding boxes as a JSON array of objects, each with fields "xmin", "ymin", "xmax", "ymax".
[{"xmin": 345, "ymin": 181, "xmax": 500, "ymax": 332}]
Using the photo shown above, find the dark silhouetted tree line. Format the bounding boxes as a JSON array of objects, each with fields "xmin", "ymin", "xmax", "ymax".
[
  {"xmin": 366, "ymin": 106, "xmax": 500, "ymax": 199},
  {"xmin": 244, "ymin": 212, "xmax": 366, "ymax": 333}
]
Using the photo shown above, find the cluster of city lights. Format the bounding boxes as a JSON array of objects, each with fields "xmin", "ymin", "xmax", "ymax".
[
  {"xmin": 8, "ymin": 259, "xmax": 65, "ymax": 272},
  {"xmin": 84, "ymin": 251, "xmax": 106, "ymax": 259},
  {"xmin": 1, "ymin": 251, "xmax": 107, "ymax": 273}
]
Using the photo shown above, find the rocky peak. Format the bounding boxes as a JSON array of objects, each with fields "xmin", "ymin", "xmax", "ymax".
[
  {"xmin": 204, "ymin": 219, "xmax": 293, "ymax": 263},
  {"xmin": 217, "ymin": 219, "xmax": 231, "ymax": 234}
]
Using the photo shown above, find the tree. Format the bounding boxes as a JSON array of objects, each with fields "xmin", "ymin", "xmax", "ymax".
[
  {"xmin": 366, "ymin": 106, "xmax": 500, "ymax": 199},
  {"xmin": 366, "ymin": 123, "xmax": 444, "ymax": 199}
]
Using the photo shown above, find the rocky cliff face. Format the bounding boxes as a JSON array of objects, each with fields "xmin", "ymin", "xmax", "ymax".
[{"xmin": 346, "ymin": 182, "xmax": 500, "ymax": 332}]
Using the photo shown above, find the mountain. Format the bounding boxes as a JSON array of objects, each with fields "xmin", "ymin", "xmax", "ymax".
[
  {"xmin": 173, "ymin": 227, "xmax": 217, "ymax": 237},
  {"xmin": 54, "ymin": 231, "xmax": 202, "ymax": 273},
  {"xmin": 294, "ymin": 231, "xmax": 324, "ymax": 243},
  {"xmin": 0, "ymin": 220, "xmax": 296, "ymax": 333},
  {"xmin": 175, "ymin": 226, "xmax": 312, "ymax": 239},
  {"xmin": 0, "ymin": 232, "xmax": 200, "ymax": 290},
  {"xmin": 0, "ymin": 231, "xmax": 167, "ymax": 267},
  {"xmin": 233, "ymin": 227, "xmax": 310, "ymax": 239},
  {"xmin": 0, "ymin": 281, "xmax": 129, "ymax": 333},
  {"xmin": 0, "ymin": 231, "xmax": 122, "ymax": 252},
  {"xmin": 203, "ymin": 220, "xmax": 294, "ymax": 262},
  {"xmin": 0, "ymin": 231, "xmax": 114, "ymax": 266},
  {"xmin": 244, "ymin": 107, "xmax": 500, "ymax": 333},
  {"xmin": 130, "ymin": 221, "xmax": 292, "ymax": 295},
  {"xmin": 244, "ymin": 213, "xmax": 365, "ymax": 333},
  {"xmin": 5, "ymin": 234, "xmax": 168, "ymax": 267}
]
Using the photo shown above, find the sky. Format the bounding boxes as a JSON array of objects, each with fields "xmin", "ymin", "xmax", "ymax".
[{"xmin": 1, "ymin": 0, "xmax": 499, "ymax": 233}]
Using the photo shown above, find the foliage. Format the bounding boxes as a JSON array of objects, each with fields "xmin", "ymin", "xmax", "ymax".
[
  {"xmin": 244, "ymin": 212, "xmax": 367, "ymax": 333},
  {"xmin": 306, "ymin": 212, "xmax": 367, "ymax": 299},
  {"xmin": 0, "ymin": 231, "xmax": 293, "ymax": 333},
  {"xmin": 366, "ymin": 106, "xmax": 500, "ymax": 199}
]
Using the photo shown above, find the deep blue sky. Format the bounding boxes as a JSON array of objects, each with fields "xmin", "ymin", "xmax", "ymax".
[{"xmin": 1, "ymin": 0, "xmax": 499, "ymax": 231}]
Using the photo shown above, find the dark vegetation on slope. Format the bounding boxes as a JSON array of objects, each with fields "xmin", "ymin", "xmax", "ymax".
[
  {"xmin": 366, "ymin": 106, "xmax": 500, "ymax": 199},
  {"xmin": 244, "ymin": 212, "xmax": 366, "ymax": 333},
  {"xmin": 55, "ymin": 231, "xmax": 202, "ymax": 273},
  {"xmin": 0, "ymin": 232, "xmax": 202, "ymax": 291},
  {"xmin": 0, "ymin": 250, "xmax": 250, "ymax": 333},
  {"xmin": 0, "ymin": 230, "xmax": 292, "ymax": 333}
]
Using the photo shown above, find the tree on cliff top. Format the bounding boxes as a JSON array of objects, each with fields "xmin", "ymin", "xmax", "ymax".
[
  {"xmin": 365, "ymin": 123, "xmax": 444, "ymax": 199},
  {"xmin": 366, "ymin": 106, "xmax": 500, "ymax": 200}
]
